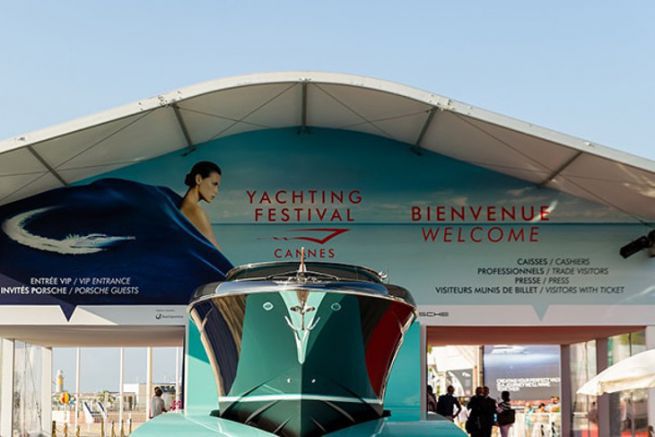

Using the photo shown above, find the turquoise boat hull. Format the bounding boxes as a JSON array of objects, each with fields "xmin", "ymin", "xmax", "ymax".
[
  {"xmin": 131, "ymin": 262, "xmax": 469, "ymax": 436},
  {"xmin": 133, "ymin": 413, "xmax": 467, "ymax": 436},
  {"xmin": 190, "ymin": 284, "xmax": 414, "ymax": 436}
]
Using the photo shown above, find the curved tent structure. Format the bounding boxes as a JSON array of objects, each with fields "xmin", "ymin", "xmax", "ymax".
[
  {"xmin": 2, "ymin": 72, "xmax": 655, "ymax": 437},
  {"xmin": 0, "ymin": 72, "xmax": 653, "ymax": 222}
]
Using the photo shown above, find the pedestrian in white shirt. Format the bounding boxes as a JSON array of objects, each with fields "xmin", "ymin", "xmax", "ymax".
[{"xmin": 151, "ymin": 387, "xmax": 167, "ymax": 418}]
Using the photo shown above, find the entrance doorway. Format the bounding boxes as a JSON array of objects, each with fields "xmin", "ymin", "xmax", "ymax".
[{"xmin": 425, "ymin": 325, "xmax": 647, "ymax": 437}]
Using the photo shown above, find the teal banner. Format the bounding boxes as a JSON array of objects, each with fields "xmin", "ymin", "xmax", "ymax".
[{"xmin": 2, "ymin": 127, "xmax": 653, "ymax": 320}]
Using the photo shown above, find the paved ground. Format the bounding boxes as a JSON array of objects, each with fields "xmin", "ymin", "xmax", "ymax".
[{"xmin": 52, "ymin": 411, "xmax": 148, "ymax": 437}]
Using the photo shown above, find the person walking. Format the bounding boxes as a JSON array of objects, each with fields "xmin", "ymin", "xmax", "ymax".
[
  {"xmin": 426, "ymin": 385, "xmax": 438, "ymax": 413},
  {"xmin": 496, "ymin": 391, "xmax": 515, "ymax": 437},
  {"xmin": 466, "ymin": 387, "xmax": 484, "ymax": 436},
  {"xmin": 151, "ymin": 387, "xmax": 167, "ymax": 418},
  {"xmin": 477, "ymin": 386, "xmax": 496, "ymax": 437},
  {"xmin": 436, "ymin": 385, "xmax": 462, "ymax": 420}
]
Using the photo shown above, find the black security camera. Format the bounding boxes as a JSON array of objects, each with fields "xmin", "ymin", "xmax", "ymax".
[{"xmin": 620, "ymin": 230, "xmax": 655, "ymax": 259}]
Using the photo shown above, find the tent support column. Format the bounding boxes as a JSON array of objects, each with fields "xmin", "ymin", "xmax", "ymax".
[
  {"xmin": 146, "ymin": 347, "xmax": 153, "ymax": 420},
  {"xmin": 119, "ymin": 347, "xmax": 124, "ymax": 426},
  {"xmin": 596, "ymin": 337, "xmax": 610, "ymax": 437},
  {"xmin": 560, "ymin": 344, "xmax": 572, "ymax": 436},
  {"xmin": 419, "ymin": 324, "xmax": 427, "ymax": 417},
  {"xmin": 41, "ymin": 346, "xmax": 52, "ymax": 433},
  {"xmin": 175, "ymin": 347, "xmax": 181, "ymax": 410},
  {"xmin": 75, "ymin": 347, "xmax": 80, "ymax": 430}
]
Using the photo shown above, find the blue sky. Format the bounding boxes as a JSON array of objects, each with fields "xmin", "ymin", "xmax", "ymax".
[
  {"xmin": 3, "ymin": 1, "xmax": 654, "ymax": 391},
  {"xmin": 1, "ymin": 1, "xmax": 654, "ymax": 160}
]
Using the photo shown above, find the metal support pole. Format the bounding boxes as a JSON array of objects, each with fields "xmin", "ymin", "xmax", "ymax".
[
  {"xmin": 646, "ymin": 326, "xmax": 655, "ymax": 431},
  {"xmin": 298, "ymin": 81, "xmax": 309, "ymax": 134},
  {"xmin": 175, "ymin": 346, "xmax": 181, "ymax": 410},
  {"xmin": 411, "ymin": 107, "xmax": 437, "ymax": 155},
  {"xmin": 75, "ymin": 348, "xmax": 81, "ymax": 430},
  {"xmin": 119, "ymin": 348, "xmax": 124, "ymax": 426},
  {"xmin": 560, "ymin": 344, "xmax": 572, "ymax": 437},
  {"xmin": 183, "ymin": 320, "xmax": 190, "ymax": 414},
  {"xmin": 42, "ymin": 346, "xmax": 53, "ymax": 433},
  {"xmin": 172, "ymin": 103, "xmax": 195, "ymax": 155},
  {"xmin": 596, "ymin": 337, "xmax": 610, "ymax": 437},
  {"xmin": 0, "ymin": 338, "xmax": 15, "ymax": 437},
  {"xmin": 146, "ymin": 347, "xmax": 153, "ymax": 420},
  {"xmin": 478, "ymin": 346, "xmax": 485, "ymax": 387},
  {"xmin": 419, "ymin": 324, "xmax": 427, "ymax": 417}
]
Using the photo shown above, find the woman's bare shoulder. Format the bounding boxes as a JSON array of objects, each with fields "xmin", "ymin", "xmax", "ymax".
[
  {"xmin": 179, "ymin": 198, "xmax": 220, "ymax": 249},
  {"xmin": 181, "ymin": 202, "xmax": 208, "ymax": 224}
]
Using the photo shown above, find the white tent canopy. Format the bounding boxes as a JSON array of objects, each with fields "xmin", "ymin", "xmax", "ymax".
[
  {"xmin": 1, "ymin": 71, "xmax": 654, "ymax": 222},
  {"xmin": 577, "ymin": 349, "xmax": 655, "ymax": 396}
]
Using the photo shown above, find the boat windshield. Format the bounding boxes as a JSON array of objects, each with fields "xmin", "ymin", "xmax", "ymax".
[{"xmin": 226, "ymin": 261, "xmax": 382, "ymax": 283}]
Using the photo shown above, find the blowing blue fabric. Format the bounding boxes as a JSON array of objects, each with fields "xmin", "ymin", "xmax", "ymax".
[{"xmin": 0, "ymin": 178, "xmax": 233, "ymax": 312}]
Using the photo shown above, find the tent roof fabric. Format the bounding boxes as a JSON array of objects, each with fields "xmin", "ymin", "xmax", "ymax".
[{"xmin": 1, "ymin": 72, "xmax": 653, "ymax": 222}]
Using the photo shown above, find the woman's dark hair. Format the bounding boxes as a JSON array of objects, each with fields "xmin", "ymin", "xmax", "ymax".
[
  {"xmin": 501, "ymin": 391, "xmax": 510, "ymax": 401},
  {"xmin": 184, "ymin": 161, "xmax": 222, "ymax": 187}
]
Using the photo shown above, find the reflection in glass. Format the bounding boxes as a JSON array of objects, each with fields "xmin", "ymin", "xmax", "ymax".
[
  {"xmin": 570, "ymin": 340, "xmax": 597, "ymax": 436},
  {"xmin": 571, "ymin": 331, "xmax": 649, "ymax": 437},
  {"xmin": 609, "ymin": 332, "xmax": 648, "ymax": 437},
  {"xmin": 13, "ymin": 341, "xmax": 45, "ymax": 436}
]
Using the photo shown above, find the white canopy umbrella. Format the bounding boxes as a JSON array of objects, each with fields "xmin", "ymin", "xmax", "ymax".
[{"xmin": 577, "ymin": 349, "xmax": 655, "ymax": 396}]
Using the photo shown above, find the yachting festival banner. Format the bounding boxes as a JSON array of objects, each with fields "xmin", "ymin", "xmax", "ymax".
[{"xmin": 0, "ymin": 128, "xmax": 653, "ymax": 324}]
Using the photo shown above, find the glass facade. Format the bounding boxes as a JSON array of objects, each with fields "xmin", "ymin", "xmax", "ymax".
[
  {"xmin": 49, "ymin": 346, "xmax": 180, "ymax": 436},
  {"xmin": 608, "ymin": 332, "xmax": 648, "ymax": 437},
  {"xmin": 570, "ymin": 340, "xmax": 597, "ymax": 436},
  {"xmin": 570, "ymin": 331, "xmax": 648, "ymax": 437},
  {"xmin": 12, "ymin": 341, "xmax": 46, "ymax": 437}
]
